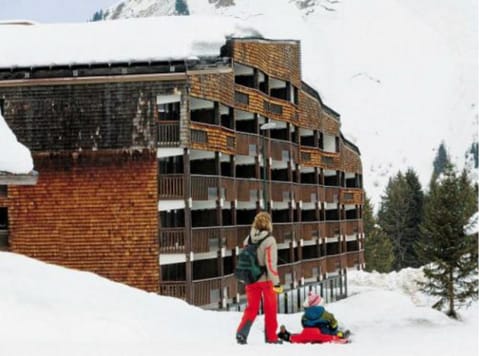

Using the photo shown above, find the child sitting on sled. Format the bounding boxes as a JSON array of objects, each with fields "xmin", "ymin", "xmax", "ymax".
[{"xmin": 300, "ymin": 291, "xmax": 349, "ymax": 338}]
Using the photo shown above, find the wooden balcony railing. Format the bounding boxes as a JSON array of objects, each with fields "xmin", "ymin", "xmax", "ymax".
[
  {"xmin": 158, "ymin": 174, "xmax": 184, "ymax": 199},
  {"xmin": 297, "ymin": 184, "xmax": 318, "ymax": 202},
  {"xmin": 235, "ymin": 132, "xmax": 259, "ymax": 156},
  {"xmin": 223, "ymin": 274, "xmax": 239, "ymax": 299},
  {"xmin": 341, "ymin": 219, "xmax": 361, "ymax": 236},
  {"xmin": 236, "ymin": 179, "xmax": 260, "ymax": 201},
  {"xmin": 159, "ymin": 227, "xmax": 185, "ymax": 253},
  {"xmin": 300, "ymin": 259, "xmax": 321, "ymax": 280},
  {"xmin": 220, "ymin": 177, "xmax": 236, "ymax": 202},
  {"xmin": 191, "ymin": 175, "xmax": 219, "ymax": 200},
  {"xmin": 325, "ymin": 221, "xmax": 340, "ymax": 237},
  {"xmin": 157, "ymin": 121, "xmax": 180, "ymax": 147},
  {"xmin": 325, "ymin": 255, "xmax": 341, "ymax": 273},
  {"xmin": 192, "ymin": 276, "xmax": 223, "ymax": 306},
  {"xmin": 273, "ymin": 222, "xmax": 294, "ymax": 243},
  {"xmin": 159, "ymin": 281, "xmax": 187, "ymax": 300},
  {"xmin": 346, "ymin": 251, "xmax": 361, "ymax": 267},
  {"xmin": 299, "ymin": 222, "xmax": 319, "ymax": 241},
  {"xmin": 191, "ymin": 227, "xmax": 218, "ymax": 253},
  {"xmin": 324, "ymin": 187, "xmax": 339, "ymax": 202},
  {"xmin": 223, "ymin": 226, "xmax": 239, "ymax": 250}
]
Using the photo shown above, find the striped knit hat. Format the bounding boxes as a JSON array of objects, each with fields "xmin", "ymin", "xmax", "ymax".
[{"xmin": 303, "ymin": 292, "xmax": 323, "ymax": 307}]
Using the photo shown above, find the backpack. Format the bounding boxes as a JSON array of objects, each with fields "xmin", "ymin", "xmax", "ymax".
[{"xmin": 234, "ymin": 234, "xmax": 269, "ymax": 284}]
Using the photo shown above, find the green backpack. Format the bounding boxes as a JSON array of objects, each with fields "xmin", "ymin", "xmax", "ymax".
[{"xmin": 234, "ymin": 235, "xmax": 269, "ymax": 284}]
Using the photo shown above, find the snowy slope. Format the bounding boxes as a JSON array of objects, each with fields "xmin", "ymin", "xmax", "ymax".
[
  {"xmin": 0, "ymin": 251, "xmax": 477, "ymax": 356},
  {"xmin": 100, "ymin": 0, "xmax": 478, "ymax": 208}
]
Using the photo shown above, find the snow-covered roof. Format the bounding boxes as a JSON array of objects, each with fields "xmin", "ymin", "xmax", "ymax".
[
  {"xmin": 0, "ymin": 111, "xmax": 34, "ymax": 175},
  {"xmin": 0, "ymin": 16, "xmax": 260, "ymax": 68}
]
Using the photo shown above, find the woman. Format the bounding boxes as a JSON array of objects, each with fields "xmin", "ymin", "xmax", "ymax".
[{"xmin": 235, "ymin": 211, "xmax": 283, "ymax": 344}]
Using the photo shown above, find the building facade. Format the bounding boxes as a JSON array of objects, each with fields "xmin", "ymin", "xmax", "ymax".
[{"xmin": 0, "ymin": 37, "xmax": 364, "ymax": 307}]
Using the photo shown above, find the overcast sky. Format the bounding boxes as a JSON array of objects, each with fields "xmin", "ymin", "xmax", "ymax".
[{"xmin": 0, "ymin": 0, "xmax": 118, "ymax": 23}]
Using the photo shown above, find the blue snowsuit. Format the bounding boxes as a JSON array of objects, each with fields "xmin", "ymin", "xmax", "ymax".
[{"xmin": 301, "ymin": 305, "xmax": 339, "ymax": 335}]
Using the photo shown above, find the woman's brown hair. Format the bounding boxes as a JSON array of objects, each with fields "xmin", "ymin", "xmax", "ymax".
[{"xmin": 252, "ymin": 211, "xmax": 273, "ymax": 232}]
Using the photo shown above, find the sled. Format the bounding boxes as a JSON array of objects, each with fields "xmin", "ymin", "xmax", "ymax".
[{"xmin": 289, "ymin": 327, "xmax": 350, "ymax": 344}]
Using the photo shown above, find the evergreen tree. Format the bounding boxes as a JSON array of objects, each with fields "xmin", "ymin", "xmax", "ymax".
[
  {"xmin": 465, "ymin": 141, "xmax": 479, "ymax": 169},
  {"xmin": 403, "ymin": 169, "xmax": 424, "ymax": 268},
  {"xmin": 417, "ymin": 164, "xmax": 478, "ymax": 319},
  {"xmin": 432, "ymin": 142, "xmax": 449, "ymax": 182},
  {"xmin": 364, "ymin": 227, "xmax": 395, "ymax": 273},
  {"xmin": 363, "ymin": 196, "xmax": 395, "ymax": 272},
  {"xmin": 175, "ymin": 0, "xmax": 190, "ymax": 15},
  {"xmin": 91, "ymin": 9, "xmax": 104, "ymax": 22},
  {"xmin": 362, "ymin": 196, "xmax": 376, "ymax": 236},
  {"xmin": 377, "ymin": 172, "xmax": 410, "ymax": 270}
]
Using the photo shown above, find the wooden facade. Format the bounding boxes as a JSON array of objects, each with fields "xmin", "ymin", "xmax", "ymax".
[{"xmin": 0, "ymin": 38, "xmax": 364, "ymax": 307}]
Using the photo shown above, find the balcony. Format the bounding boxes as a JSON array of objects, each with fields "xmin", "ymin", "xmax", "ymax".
[
  {"xmin": 340, "ymin": 219, "xmax": 362, "ymax": 236},
  {"xmin": 159, "ymin": 281, "xmax": 187, "ymax": 301},
  {"xmin": 158, "ymin": 174, "xmax": 184, "ymax": 199},
  {"xmin": 299, "ymin": 222, "xmax": 319, "ymax": 241},
  {"xmin": 325, "ymin": 221, "xmax": 340, "ymax": 237},
  {"xmin": 159, "ymin": 227, "xmax": 185, "ymax": 254},
  {"xmin": 157, "ymin": 121, "xmax": 180, "ymax": 147}
]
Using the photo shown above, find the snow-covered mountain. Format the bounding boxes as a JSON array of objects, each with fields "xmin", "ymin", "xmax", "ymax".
[
  {"xmin": 102, "ymin": 0, "xmax": 478, "ymax": 208},
  {"xmin": 1, "ymin": 251, "xmax": 477, "ymax": 355}
]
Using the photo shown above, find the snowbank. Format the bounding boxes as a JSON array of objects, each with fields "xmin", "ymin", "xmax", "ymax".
[
  {"xmin": 0, "ymin": 251, "xmax": 477, "ymax": 356},
  {"xmin": 0, "ymin": 112, "xmax": 33, "ymax": 174}
]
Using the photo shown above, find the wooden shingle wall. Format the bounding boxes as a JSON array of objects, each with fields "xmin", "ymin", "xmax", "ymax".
[
  {"xmin": 189, "ymin": 71, "xmax": 235, "ymax": 106},
  {"xmin": 7, "ymin": 150, "xmax": 159, "ymax": 292},
  {"xmin": 341, "ymin": 143, "xmax": 363, "ymax": 173},
  {"xmin": 229, "ymin": 40, "xmax": 302, "ymax": 87},
  {"xmin": 298, "ymin": 90, "xmax": 323, "ymax": 130},
  {"xmin": 0, "ymin": 80, "xmax": 187, "ymax": 152}
]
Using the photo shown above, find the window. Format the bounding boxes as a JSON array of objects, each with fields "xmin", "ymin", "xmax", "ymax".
[
  {"xmin": 191, "ymin": 130, "xmax": 208, "ymax": 144},
  {"xmin": 0, "ymin": 185, "xmax": 7, "ymax": 198},
  {"xmin": 226, "ymin": 136, "xmax": 235, "ymax": 149},
  {"xmin": 157, "ymin": 94, "xmax": 181, "ymax": 121},
  {"xmin": 0, "ymin": 207, "xmax": 8, "ymax": 229},
  {"xmin": 235, "ymin": 91, "xmax": 249, "ymax": 105}
]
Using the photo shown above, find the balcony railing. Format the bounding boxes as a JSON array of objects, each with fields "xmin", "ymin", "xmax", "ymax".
[
  {"xmin": 325, "ymin": 221, "xmax": 340, "ymax": 237},
  {"xmin": 341, "ymin": 219, "xmax": 361, "ymax": 236},
  {"xmin": 159, "ymin": 174, "xmax": 184, "ymax": 199},
  {"xmin": 192, "ymin": 275, "xmax": 223, "ymax": 306},
  {"xmin": 159, "ymin": 281, "xmax": 187, "ymax": 300},
  {"xmin": 159, "ymin": 227, "xmax": 185, "ymax": 253},
  {"xmin": 299, "ymin": 222, "xmax": 319, "ymax": 240},
  {"xmin": 157, "ymin": 121, "xmax": 180, "ymax": 147}
]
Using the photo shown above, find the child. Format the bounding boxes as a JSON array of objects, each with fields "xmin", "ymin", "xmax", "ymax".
[
  {"xmin": 301, "ymin": 292, "xmax": 349, "ymax": 338},
  {"xmin": 277, "ymin": 325, "xmax": 291, "ymax": 342}
]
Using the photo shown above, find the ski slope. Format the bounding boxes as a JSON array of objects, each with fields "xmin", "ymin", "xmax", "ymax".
[{"xmin": 0, "ymin": 252, "xmax": 477, "ymax": 356}]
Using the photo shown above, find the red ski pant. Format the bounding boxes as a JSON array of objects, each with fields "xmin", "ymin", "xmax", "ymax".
[{"xmin": 236, "ymin": 280, "xmax": 278, "ymax": 342}]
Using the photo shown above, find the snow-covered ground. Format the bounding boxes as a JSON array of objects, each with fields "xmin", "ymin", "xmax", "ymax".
[
  {"xmin": 0, "ymin": 112, "xmax": 33, "ymax": 174},
  {"xmin": 0, "ymin": 251, "xmax": 477, "ymax": 356}
]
